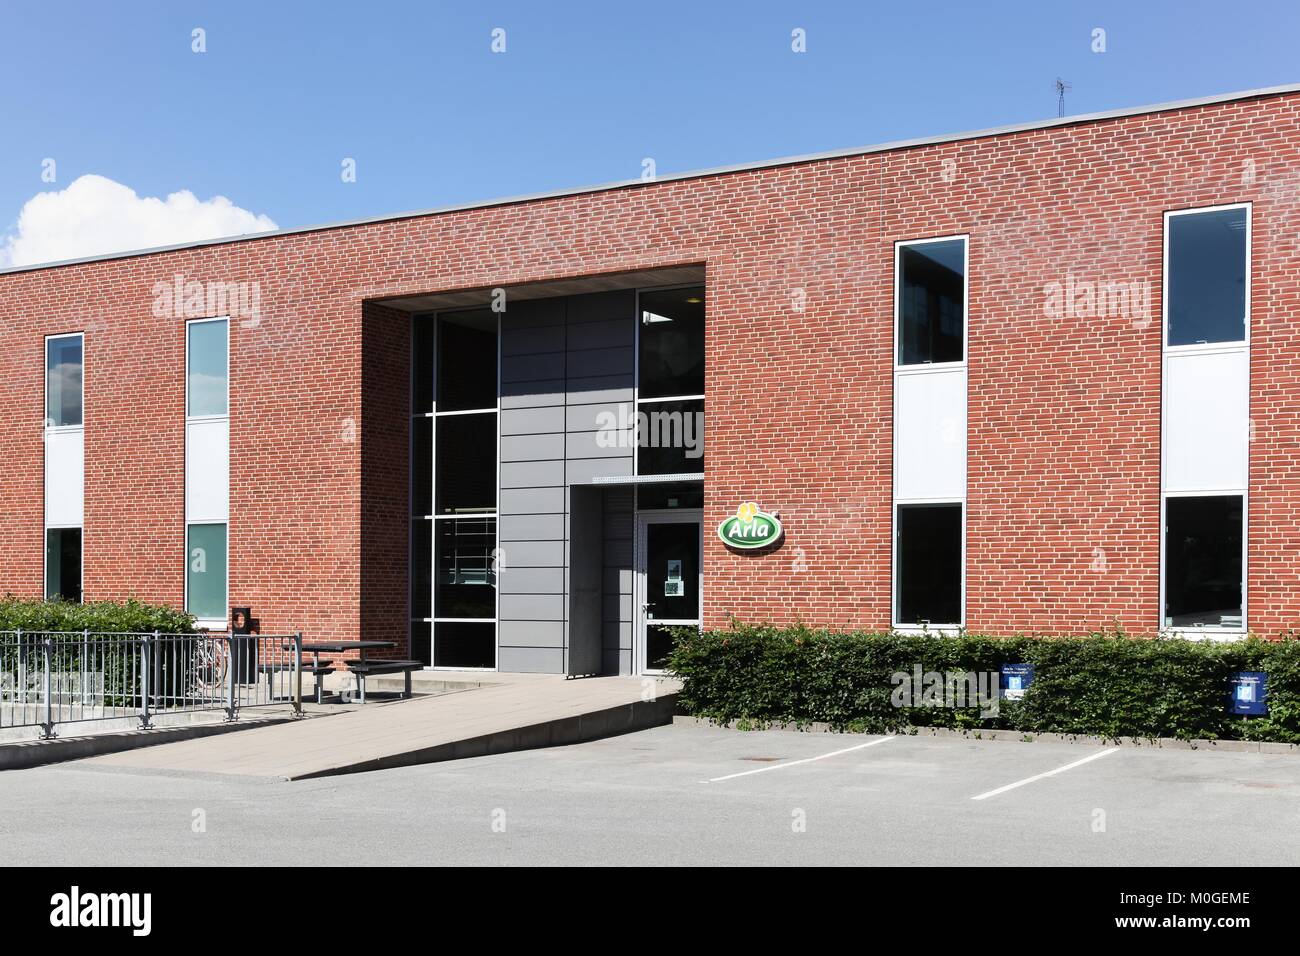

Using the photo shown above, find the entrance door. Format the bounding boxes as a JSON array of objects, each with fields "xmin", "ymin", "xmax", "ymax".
[{"xmin": 636, "ymin": 511, "xmax": 703, "ymax": 674}]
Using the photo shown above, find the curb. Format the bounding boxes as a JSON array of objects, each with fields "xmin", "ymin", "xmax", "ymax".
[
  {"xmin": 0, "ymin": 714, "xmax": 302, "ymax": 771},
  {"xmin": 670, "ymin": 715, "xmax": 1299, "ymax": 754}
]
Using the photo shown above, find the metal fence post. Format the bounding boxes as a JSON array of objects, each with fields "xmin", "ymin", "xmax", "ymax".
[
  {"xmin": 225, "ymin": 633, "xmax": 237, "ymax": 721},
  {"xmin": 81, "ymin": 628, "xmax": 90, "ymax": 707},
  {"xmin": 139, "ymin": 633, "xmax": 154, "ymax": 729},
  {"xmin": 40, "ymin": 634, "xmax": 55, "ymax": 739},
  {"xmin": 293, "ymin": 632, "xmax": 303, "ymax": 716},
  {"xmin": 16, "ymin": 627, "xmax": 24, "ymax": 707}
]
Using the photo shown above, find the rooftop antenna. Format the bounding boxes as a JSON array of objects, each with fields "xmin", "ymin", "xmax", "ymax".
[{"xmin": 1054, "ymin": 77, "xmax": 1071, "ymax": 118}]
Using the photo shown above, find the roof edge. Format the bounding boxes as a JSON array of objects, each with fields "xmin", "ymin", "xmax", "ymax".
[{"xmin": 4, "ymin": 81, "xmax": 1299, "ymax": 278}]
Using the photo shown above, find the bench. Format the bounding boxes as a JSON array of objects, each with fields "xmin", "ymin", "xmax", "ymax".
[
  {"xmin": 258, "ymin": 662, "xmax": 337, "ymax": 704},
  {"xmin": 343, "ymin": 659, "xmax": 423, "ymax": 704}
]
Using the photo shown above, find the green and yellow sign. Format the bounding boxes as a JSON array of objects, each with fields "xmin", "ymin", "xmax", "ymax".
[{"xmin": 717, "ymin": 502, "xmax": 783, "ymax": 550}]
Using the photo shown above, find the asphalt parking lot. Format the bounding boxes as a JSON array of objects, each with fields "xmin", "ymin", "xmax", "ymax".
[{"xmin": 1, "ymin": 724, "xmax": 1297, "ymax": 866}]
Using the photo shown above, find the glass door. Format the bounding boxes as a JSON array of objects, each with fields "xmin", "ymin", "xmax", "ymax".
[{"xmin": 636, "ymin": 511, "xmax": 702, "ymax": 674}]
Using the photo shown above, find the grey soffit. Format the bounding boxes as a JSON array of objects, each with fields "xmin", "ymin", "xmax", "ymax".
[
  {"xmin": 588, "ymin": 473, "xmax": 705, "ymax": 486},
  {"xmin": 384, "ymin": 266, "xmax": 706, "ymax": 312},
  {"xmin": 3, "ymin": 83, "xmax": 1298, "ymax": 278}
]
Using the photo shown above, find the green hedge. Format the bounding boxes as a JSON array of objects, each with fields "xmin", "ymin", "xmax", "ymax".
[
  {"xmin": 667, "ymin": 622, "xmax": 1300, "ymax": 743},
  {"xmin": 0, "ymin": 597, "xmax": 196, "ymax": 634}
]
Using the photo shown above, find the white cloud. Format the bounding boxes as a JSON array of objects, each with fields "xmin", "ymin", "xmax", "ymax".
[{"xmin": 0, "ymin": 174, "xmax": 277, "ymax": 268}]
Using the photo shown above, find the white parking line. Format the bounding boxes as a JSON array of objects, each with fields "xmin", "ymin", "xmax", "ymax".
[
  {"xmin": 970, "ymin": 747, "xmax": 1119, "ymax": 801},
  {"xmin": 703, "ymin": 735, "xmax": 896, "ymax": 783}
]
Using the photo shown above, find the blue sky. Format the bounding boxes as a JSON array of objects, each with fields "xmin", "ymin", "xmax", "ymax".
[{"xmin": 1, "ymin": 0, "xmax": 1298, "ymax": 263}]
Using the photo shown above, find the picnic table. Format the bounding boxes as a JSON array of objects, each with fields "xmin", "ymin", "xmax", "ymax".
[{"xmin": 282, "ymin": 640, "xmax": 421, "ymax": 704}]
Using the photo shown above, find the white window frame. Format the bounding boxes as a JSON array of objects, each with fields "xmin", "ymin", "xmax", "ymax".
[
  {"xmin": 894, "ymin": 234, "xmax": 969, "ymax": 371},
  {"xmin": 184, "ymin": 316, "xmax": 229, "ymax": 628},
  {"xmin": 44, "ymin": 332, "xmax": 85, "ymax": 602},
  {"xmin": 1158, "ymin": 491, "xmax": 1247, "ymax": 639},
  {"xmin": 633, "ymin": 284, "xmax": 707, "ymax": 481},
  {"xmin": 1162, "ymin": 202, "xmax": 1252, "ymax": 354},
  {"xmin": 417, "ymin": 310, "xmax": 500, "ymax": 672},
  {"xmin": 891, "ymin": 500, "xmax": 966, "ymax": 634}
]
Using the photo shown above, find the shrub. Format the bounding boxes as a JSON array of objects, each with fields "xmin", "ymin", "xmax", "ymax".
[
  {"xmin": 0, "ymin": 596, "xmax": 196, "ymax": 634},
  {"xmin": 667, "ymin": 622, "xmax": 1300, "ymax": 743}
]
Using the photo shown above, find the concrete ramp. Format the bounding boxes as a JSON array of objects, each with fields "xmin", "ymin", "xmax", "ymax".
[{"xmin": 86, "ymin": 673, "xmax": 677, "ymax": 780}]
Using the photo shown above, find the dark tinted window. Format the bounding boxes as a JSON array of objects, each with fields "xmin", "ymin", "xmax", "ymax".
[
  {"xmin": 411, "ymin": 417, "xmax": 432, "ymax": 515},
  {"xmin": 896, "ymin": 504, "xmax": 962, "ymax": 624},
  {"xmin": 1167, "ymin": 207, "xmax": 1248, "ymax": 346},
  {"xmin": 639, "ymin": 287, "xmax": 704, "ymax": 398},
  {"xmin": 437, "ymin": 310, "xmax": 497, "ymax": 411},
  {"xmin": 413, "ymin": 317, "xmax": 434, "ymax": 413},
  {"xmin": 46, "ymin": 335, "xmax": 83, "ymax": 427},
  {"xmin": 410, "ymin": 520, "xmax": 431, "ymax": 618},
  {"xmin": 435, "ymin": 518, "xmax": 497, "ymax": 618},
  {"xmin": 1165, "ymin": 495, "xmax": 1243, "ymax": 628},
  {"xmin": 45, "ymin": 528, "xmax": 82, "ymax": 602},
  {"xmin": 434, "ymin": 621, "xmax": 495, "ymax": 668},
  {"xmin": 898, "ymin": 239, "xmax": 965, "ymax": 365},
  {"xmin": 636, "ymin": 399, "xmax": 704, "ymax": 475},
  {"xmin": 637, "ymin": 481, "xmax": 704, "ymax": 510},
  {"xmin": 435, "ymin": 413, "xmax": 496, "ymax": 514}
]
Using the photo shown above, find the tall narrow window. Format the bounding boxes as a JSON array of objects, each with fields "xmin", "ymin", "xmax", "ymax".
[
  {"xmin": 46, "ymin": 335, "xmax": 83, "ymax": 427},
  {"xmin": 413, "ymin": 309, "xmax": 498, "ymax": 669},
  {"xmin": 186, "ymin": 318, "xmax": 228, "ymax": 623},
  {"xmin": 897, "ymin": 237, "xmax": 966, "ymax": 366},
  {"xmin": 1164, "ymin": 495, "xmax": 1243, "ymax": 629},
  {"xmin": 636, "ymin": 286, "xmax": 705, "ymax": 487},
  {"xmin": 896, "ymin": 503, "xmax": 962, "ymax": 626},
  {"xmin": 45, "ymin": 333, "xmax": 84, "ymax": 602},
  {"xmin": 45, "ymin": 528, "xmax": 82, "ymax": 603},
  {"xmin": 1166, "ymin": 206, "xmax": 1249, "ymax": 347}
]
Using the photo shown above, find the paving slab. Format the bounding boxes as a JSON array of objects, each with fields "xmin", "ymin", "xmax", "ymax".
[{"xmin": 85, "ymin": 673, "xmax": 677, "ymax": 780}]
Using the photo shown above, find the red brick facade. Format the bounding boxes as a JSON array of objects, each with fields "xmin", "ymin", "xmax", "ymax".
[{"xmin": 3, "ymin": 88, "xmax": 1299, "ymax": 649}]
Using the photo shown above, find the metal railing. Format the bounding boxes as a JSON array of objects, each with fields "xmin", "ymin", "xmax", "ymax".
[{"xmin": 0, "ymin": 631, "xmax": 304, "ymax": 738}]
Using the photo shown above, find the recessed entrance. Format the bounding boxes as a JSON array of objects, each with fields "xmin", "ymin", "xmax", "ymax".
[{"xmin": 636, "ymin": 510, "xmax": 702, "ymax": 674}]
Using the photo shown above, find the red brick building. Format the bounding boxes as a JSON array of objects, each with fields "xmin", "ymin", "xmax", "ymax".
[{"xmin": 4, "ymin": 84, "xmax": 1299, "ymax": 674}]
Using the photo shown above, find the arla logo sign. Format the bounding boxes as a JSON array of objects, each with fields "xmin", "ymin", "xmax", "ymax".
[{"xmin": 717, "ymin": 502, "xmax": 783, "ymax": 550}]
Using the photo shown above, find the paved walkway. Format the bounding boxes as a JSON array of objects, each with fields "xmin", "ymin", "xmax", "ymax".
[{"xmin": 86, "ymin": 673, "xmax": 677, "ymax": 780}]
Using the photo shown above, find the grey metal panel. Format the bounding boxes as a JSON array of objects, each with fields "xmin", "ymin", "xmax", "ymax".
[
  {"xmin": 602, "ymin": 566, "xmax": 633, "ymax": 595},
  {"xmin": 500, "ymin": 433, "xmax": 565, "ymax": 462},
  {"xmin": 496, "ymin": 646, "xmax": 564, "ymax": 674},
  {"xmin": 500, "ymin": 405, "xmax": 566, "ymax": 435},
  {"xmin": 602, "ymin": 593, "xmax": 633, "ymax": 623},
  {"xmin": 566, "ymin": 456, "xmax": 633, "ymax": 485},
  {"xmin": 601, "ymin": 648, "xmax": 632, "ymax": 677},
  {"xmin": 566, "ymin": 290, "xmax": 636, "ymax": 324},
  {"xmin": 566, "ymin": 318, "xmax": 634, "ymax": 351},
  {"xmin": 501, "ymin": 382, "xmax": 566, "ymax": 408},
  {"xmin": 500, "ymin": 460, "xmax": 565, "ymax": 489},
  {"xmin": 565, "ymin": 431, "xmax": 634, "ymax": 460},
  {"xmin": 501, "ymin": 351, "xmax": 566, "ymax": 383},
  {"xmin": 500, "ymin": 486, "xmax": 565, "ymax": 515},
  {"xmin": 498, "ymin": 620, "xmax": 565, "ymax": 648},
  {"xmin": 502, "ymin": 324, "xmax": 566, "ymax": 356},
  {"xmin": 500, "ymin": 593, "xmax": 566, "ymax": 621},
  {"xmin": 495, "ymin": 540, "xmax": 565, "ymax": 567},
  {"xmin": 501, "ymin": 298, "xmax": 566, "ymax": 330},
  {"xmin": 562, "ymin": 346, "xmax": 633, "ymax": 378},
  {"xmin": 565, "ymin": 378, "xmax": 635, "ymax": 401},
  {"xmin": 565, "ymin": 401, "xmax": 633, "ymax": 432},
  {"xmin": 499, "ymin": 566, "xmax": 566, "ymax": 594},
  {"xmin": 498, "ymin": 513, "xmax": 566, "ymax": 541}
]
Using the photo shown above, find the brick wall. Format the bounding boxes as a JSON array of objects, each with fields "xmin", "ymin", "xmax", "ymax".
[{"xmin": 2, "ymin": 89, "xmax": 1299, "ymax": 647}]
